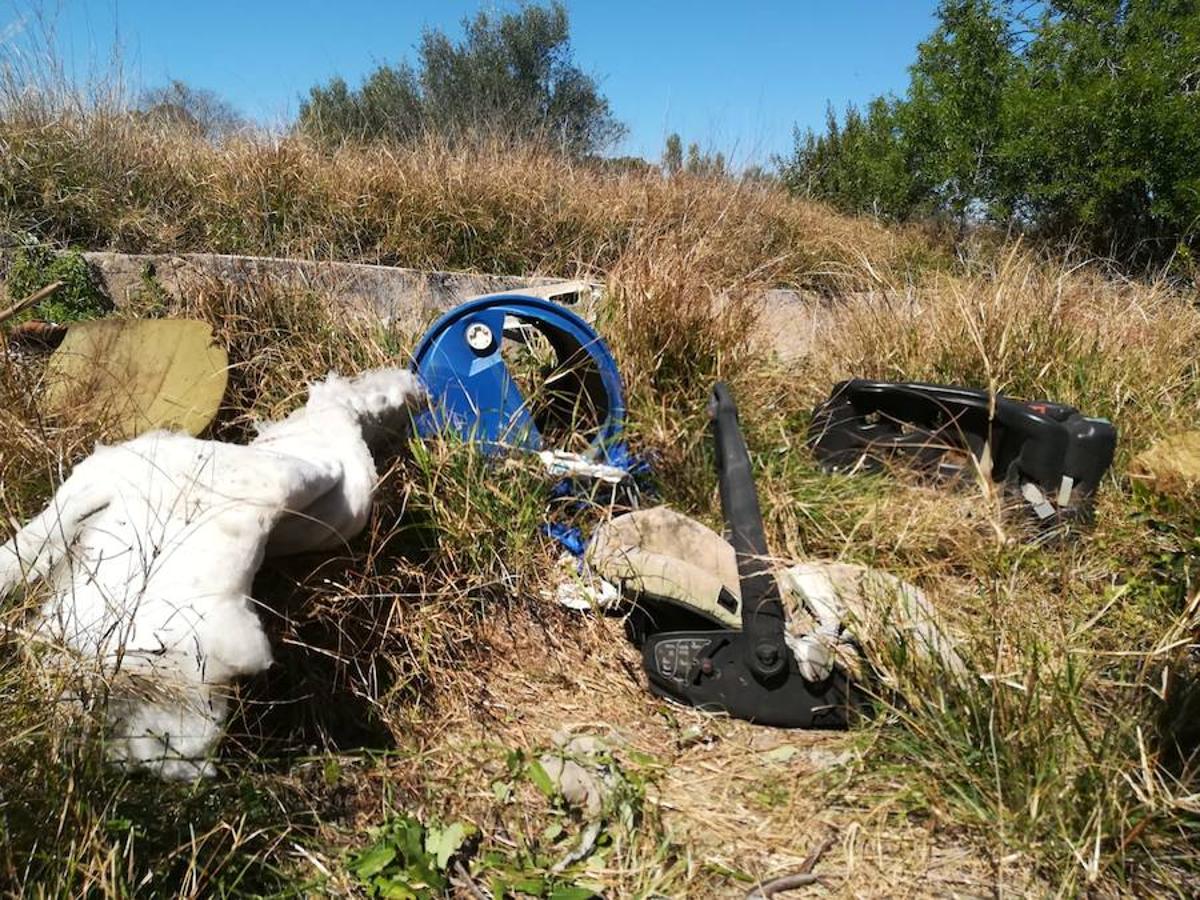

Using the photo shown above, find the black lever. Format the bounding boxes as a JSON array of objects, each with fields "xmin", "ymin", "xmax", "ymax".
[
  {"xmin": 641, "ymin": 383, "xmax": 862, "ymax": 728},
  {"xmin": 709, "ymin": 383, "xmax": 789, "ymax": 682}
]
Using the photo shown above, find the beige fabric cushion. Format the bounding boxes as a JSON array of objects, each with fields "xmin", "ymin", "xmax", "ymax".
[
  {"xmin": 780, "ymin": 562, "xmax": 967, "ymax": 683},
  {"xmin": 585, "ymin": 506, "xmax": 741, "ymax": 628},
  {"xmin": 587, "ymin": 506, "xmax": 967, "ymax": 683}
]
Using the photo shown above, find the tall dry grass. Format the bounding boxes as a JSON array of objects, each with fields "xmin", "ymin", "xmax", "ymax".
[
  {"xmin": 0, "ymin": 112, "xmax": 941, "ymax": 292},
  {"xmin": 2, "ymin": 83, "xmax": 1200, "ymax": 894},
  {"xmin": 768, "ymin": 253, "xmax": 1200, "ymax": 894}
]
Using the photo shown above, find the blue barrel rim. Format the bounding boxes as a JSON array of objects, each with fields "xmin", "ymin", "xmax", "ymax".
[{"xmin": 410, "ymin": 293, "xmax": 626, "ymax": 455}]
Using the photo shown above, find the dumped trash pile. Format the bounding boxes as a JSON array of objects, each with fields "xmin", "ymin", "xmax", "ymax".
[
  {"xmin": 8, "ymin": 256, "xmax": 1200, "ymax": 897},
  {"xmin": 0, "ymin": 285, "xmax": 1129, "ymax": 778},
  {"xmin": 409, "ymin": 293, "xmax": 1116, "ymax": 729}
]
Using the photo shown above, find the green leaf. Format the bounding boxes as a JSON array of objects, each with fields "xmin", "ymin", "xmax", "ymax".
[
  {"xmin": 375, "ymin": 877, "xmax": 418, "ymax": 899},
  {"xmin": 527, "ymin": 759, "xmax": 557, "ymax": 798},
  {"xmin": 395, "ymin": 818, "xmax": 426, "ymax": 861},
  {"xmin": 323, "ymin": 758, "xmax": 342, "ymax": 785},
  {"xmin": 506, "ymin": 748, "xmax": 526, "ymax": 775},
  {"xmin": 509, "ymin": 875, "xmax": 548, "ymax": 895},
  {"xmin": 547, "ymin": 885, "xmax": 600, "ymax": 900},
  {"xmin": 424, "ymin": 821, "xmax": 471, "ymax": 869},
  {"xmin": 704, "ymin": 861, "xmax": 755, "ymax": 882},
  {"xmin": 353, "ymin": 844, "xmax": 397, "ymax": 879},
  {"xmin": 625, "ymin": 749, "xmax": 659, "ymax": 767}
]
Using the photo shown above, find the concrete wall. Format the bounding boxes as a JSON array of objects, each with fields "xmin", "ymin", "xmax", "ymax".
[
  {"xmin": 78, "ymin": 251, "xmax": 600, "ymax": 333},
  {"xmin": 3, "ymin": 248, "xmax": 824, "ymax": 361}
]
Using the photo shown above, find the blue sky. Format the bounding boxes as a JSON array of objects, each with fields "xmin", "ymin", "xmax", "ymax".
[{"xmin": 16, "ymin": 0, "xmax": 941, "ymax": 165}]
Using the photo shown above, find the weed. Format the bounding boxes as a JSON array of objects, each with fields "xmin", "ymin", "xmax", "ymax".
[
  {"xmin": 3, "ymin": 241, "xmax": 112, "ymax": 322},
  {"xmin": 132, "ymin": 259, "xmax": 171, "ymax": 316},
  {"xmin": 351, "ymin": 814, "xmax": 476, "ymax": 899}
]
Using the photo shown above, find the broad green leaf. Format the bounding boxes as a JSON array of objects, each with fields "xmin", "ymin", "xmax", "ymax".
[
  {"xmin": 352, "ymin": 844, "xmax": 397, "ymax": 879},
  {"xmin": 375, "ymin": 877, "xmax": 418, "ymax": 899},
  {"xmin": 625, "ymin": 749, "xmax": 659, "ymax": 767},
  {"xmin": 509, "ymin": 875, "xmax": 548, "ymax": 895},
  {"xmin": 424, "ymin": 821, "xmax": 471, "ymax": 869},
  {"xmin": 527, "ymin": 759, "xmax": 557, "ymax": 798},
  {"xmin": 547, "ymin": 885, "xmax": 600, "ymax": 900},
  {"xmin": 395, "ymin": 818, "xmax": 426, "ymax": 860}
]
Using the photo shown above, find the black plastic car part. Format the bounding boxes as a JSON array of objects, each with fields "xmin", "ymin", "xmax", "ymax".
[
  {"xmin": 807, "ymin": 380, "xmax": 1117, "ymax": 525},
  {"xmin": 640, "ymin": 383, "xmax": 862, "ymax": 728}
]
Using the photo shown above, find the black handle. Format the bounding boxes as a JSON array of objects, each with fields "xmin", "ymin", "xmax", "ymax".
[{"xmin": 708, "ymin": 383, "xmax": 788, "ymax": 681}]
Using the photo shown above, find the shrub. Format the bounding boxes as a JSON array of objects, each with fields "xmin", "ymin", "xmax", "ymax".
[{"xmin": 4, "ymin": 241, "xmax": 111, "ymax": 322}]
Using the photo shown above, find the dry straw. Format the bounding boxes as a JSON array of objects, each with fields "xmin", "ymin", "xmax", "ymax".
[{"xmin": 2, "ymin": 64, "xmax": 1200, "ymax": 895}]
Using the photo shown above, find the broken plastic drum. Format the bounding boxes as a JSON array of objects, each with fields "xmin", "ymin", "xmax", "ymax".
[{"xmin": 410, "ymin": 294, "xmax": 625, "ymax": 457}]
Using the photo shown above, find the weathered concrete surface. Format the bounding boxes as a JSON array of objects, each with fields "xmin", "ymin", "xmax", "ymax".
[
  {"xmin": 755, "ymin": 288, "xmax": 829, "ymax": 363},
  {"xmin": 3, "ymin": 249, "xmax": 824, "ymax": 360},
  {"xmin": 77, "ymin": 251, "xmax": 600, "ymax": 333}
]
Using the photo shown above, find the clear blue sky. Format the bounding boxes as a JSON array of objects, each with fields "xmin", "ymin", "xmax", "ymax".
[{"xmin": 17, "ymin": 0, "xmax": 941, "ymax": 164}]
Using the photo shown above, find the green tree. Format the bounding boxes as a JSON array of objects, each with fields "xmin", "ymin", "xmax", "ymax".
[
  {"xmin": 781, "ymin": 98, "xmax": 922, "ymax": 219},
  {"xmin": 298, "ymin": 2, "xmax": 624, "ymax": 155},
  {"xmin": 682, "ymin": 141, "xmax": 726, "ymax": 176},
  {"xmin": 663, "ymin": 132, "xmax": 682, "ymax": 175},
  {"xmin": 138, "ymin": 80, "xmax": 245, "ymax": 139},
  {"xmin": 300, "ymin": 68, "xmax": 422, "ymax": 143},
  {"xmin": 997, "ymin": 0, "xmax": 1200, "ymax": 260},
  {"xmin": 904, "ymin": 0, "xmax": 1016, "ymax": 226},
  {"xmin": 781, "ymin": 0, "xmax": 1200, "ymax": 264}
]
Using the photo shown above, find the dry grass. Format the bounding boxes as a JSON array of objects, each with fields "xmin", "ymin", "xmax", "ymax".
[
  {"xmin": 421, "ymin": 617, "xmax": 1022, "ymax": 897},
  {"xmin": 0, "ymin": 112, "xmax": 941, "ymax": 293},
  {"xmin": 2, "ymin": 95, "xmax": 1200, "ymax": 897},
  {"xmin": 752, "ymin": 252, "xmax": 1200, "ymax": 896}
]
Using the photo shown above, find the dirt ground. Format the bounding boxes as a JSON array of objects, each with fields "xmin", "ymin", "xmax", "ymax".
[{"xmin": 407, "ymin": 611, "xmax": 1034, "ymax": 899}]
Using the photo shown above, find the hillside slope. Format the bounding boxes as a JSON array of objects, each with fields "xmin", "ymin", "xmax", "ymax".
[{"xmin": 1, "ymin": 119, "xmax": 1199, "ymax": 897}]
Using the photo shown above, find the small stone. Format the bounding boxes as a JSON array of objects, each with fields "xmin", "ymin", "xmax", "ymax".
[
  {"xmin": 677, "ymin": 725, "xmax": 707, "ymax": 748},
  {"xmin": 539, "ymin": 756, "xmax": 605, "ymax": 818}
]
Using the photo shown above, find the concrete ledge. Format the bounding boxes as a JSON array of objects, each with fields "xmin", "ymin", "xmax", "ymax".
[
  {"xmin": 76, "ymin": 251, "xmax": 598, "ymax": 332},
  {"xmin": 2, "ymin": 248, "xmax": 824, "ymax": 361}
]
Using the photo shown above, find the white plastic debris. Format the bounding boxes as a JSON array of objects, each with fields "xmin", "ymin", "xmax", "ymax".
[
  {"xmin": 550, "ymin": 554, "xmax": 622, "ymax": 612},
  {"xmin": 537, "ymin": 449, "xmax": 632, "ymax": 485}
]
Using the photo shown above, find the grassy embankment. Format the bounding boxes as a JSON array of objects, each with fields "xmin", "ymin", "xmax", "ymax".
[{"xmin": 1, "ymin": 105, "xmax": 1199, "ymax": 896}]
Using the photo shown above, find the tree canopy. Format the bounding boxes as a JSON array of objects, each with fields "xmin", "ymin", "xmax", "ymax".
[
  {"xmin": 298, "ymin": 2, "xmax": 624, "ymax": 156},
  {"xmin": 660, "ymin": 133, "xmax": 727, "ymax": 176},
  {"xmin": 138, "ymin": 80, "xmax": 245, "ymax": 139},
  {"xmin": 781, "ymin": 0, "xmax": 1200, "ymax": 264}
]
